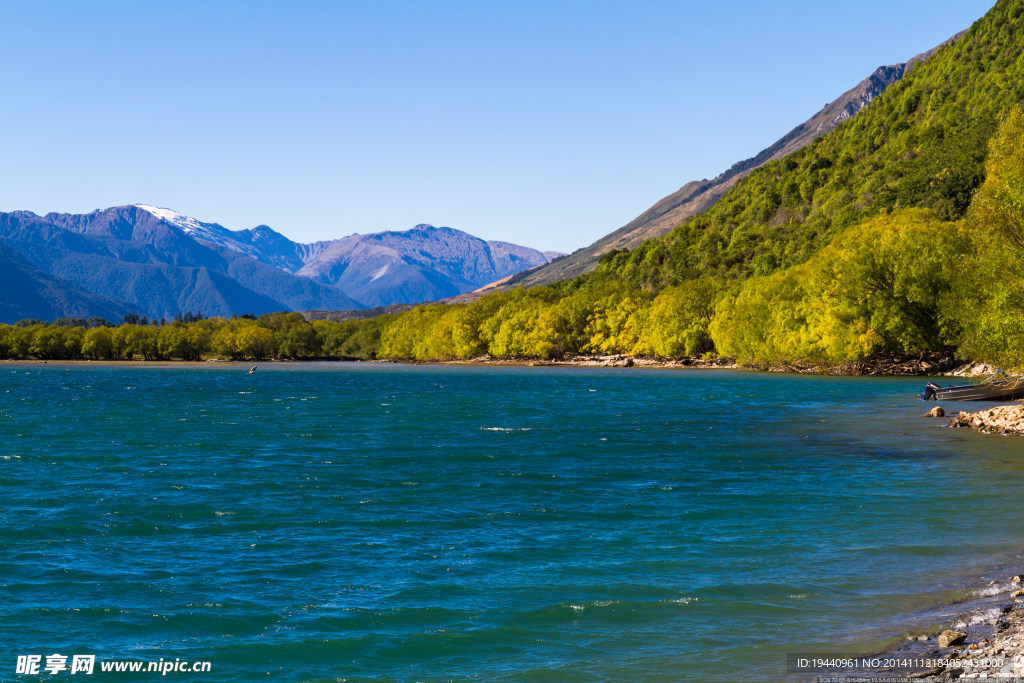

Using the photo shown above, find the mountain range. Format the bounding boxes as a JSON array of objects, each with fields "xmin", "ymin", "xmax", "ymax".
[
  {"xmin": 0, "ymin": 205, "xmax": 560, "ymax": 322},
  {"xmin": 0, "ymin": 23, "xmax": 971, "ymax": 326},
  {"xmin": 499, "ymin": 30, "xmax": 965, "ymax": 290}
]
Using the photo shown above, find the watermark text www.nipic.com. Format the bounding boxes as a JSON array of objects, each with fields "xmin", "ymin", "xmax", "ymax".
[{"xmin": 16, "ymin": 655, "xmax": 212, "ymax": 675}]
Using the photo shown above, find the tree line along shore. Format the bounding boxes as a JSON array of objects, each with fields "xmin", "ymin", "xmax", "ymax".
[
  {"xmin": 12, "ymin": 106, "xmax": 1024, "ymax": 369},
  {"xmin": 4, "ymin": 103, "xmax": 1024, "ymax": 371}
]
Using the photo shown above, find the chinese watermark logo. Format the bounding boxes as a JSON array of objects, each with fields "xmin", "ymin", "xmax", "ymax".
[
  {"xmin": 16, "ymin": 655, "xmax": 94, "ymax": 675},
  {"xmin": 16, "ymin": 654, "xmax": 209, "ymax": 675}
]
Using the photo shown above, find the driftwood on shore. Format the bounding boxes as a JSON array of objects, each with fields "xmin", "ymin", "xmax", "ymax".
[
  {"xmin": 443, "ymin": 354, "xmax": 740, "ymax": 369},
  {"xmin": 760, "ymin": 351, "xmax": 982, "ymax": 376},
  {"xmin": 445, "ymin": 351, "xmax": 993, "ymax": 375}
]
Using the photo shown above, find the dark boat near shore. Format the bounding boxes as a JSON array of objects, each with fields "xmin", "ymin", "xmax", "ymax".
[{"xmin": 919, "ymin": 376, "xmax": 1024, "ymax": 401}]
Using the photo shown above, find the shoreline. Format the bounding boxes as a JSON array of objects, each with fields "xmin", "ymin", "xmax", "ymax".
[
  {"xmin": 0, "ymin": 359, "xmax": 254, "ymax": 369},
  {"xmin": 0, "ymin": 352, "xmax": 998, "ymax": 377},
  {"xmin": 439, "ymin": 351, "xmax": 998, "ymax": 377},
  {"xmin": 842, "ymin": 570, "xmax": 1024, "ymax": 681}
]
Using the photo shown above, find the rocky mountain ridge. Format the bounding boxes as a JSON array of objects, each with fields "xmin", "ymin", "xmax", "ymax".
[
  {"xmin": 0, "ymin": 206, "xmax": 560, "ymax": 322},
  {"xmin": 499, "ymin": 30, "xmax": 966, "ymax": 291}
]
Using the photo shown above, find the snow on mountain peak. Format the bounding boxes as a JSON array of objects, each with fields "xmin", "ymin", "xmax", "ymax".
[
  {"xmin": 133, "ymin": 204, "xmax": 298, "ymax": 272},
  {"xmin": 135, "ymin": 204, "xmax": 205, "ymax": 235}
]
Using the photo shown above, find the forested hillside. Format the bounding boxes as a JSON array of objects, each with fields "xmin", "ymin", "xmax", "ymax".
[
  {"xmin": 5, "ymin": 1, "xmax": 1024, "ymax": 369},
  {"xmin": 604, "ymin": 3, "xmax": 1020, "ymax": 286},
  {"xmin": 501, "ymin": 32, "xmax": 959, "ymax": 291},
  {"xmin": 337, "ymin": 0, "xmax": 1024, "ymax": 369}
]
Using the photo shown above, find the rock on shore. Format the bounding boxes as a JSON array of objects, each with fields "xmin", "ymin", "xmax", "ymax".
[
  {"xmin": 948, "ymin": 405, "xmax": 1024, "ymax": 436},
  {"xmin": 860, "ymin": 577, "xmax": 1024, "ymax": 681},
  {"xmin": 915, "ymin": 595, "xmax": 1024, "ymax": 680}
]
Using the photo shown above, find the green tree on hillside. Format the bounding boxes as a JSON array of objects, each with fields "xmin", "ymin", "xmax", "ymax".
[
  {"xmin": 969, "ymin": 105, "xmax": 1024, "ymax": 247},
  {"xmin": 950, "ymin": 105, "xmax": 1024, "ymax": 367}
]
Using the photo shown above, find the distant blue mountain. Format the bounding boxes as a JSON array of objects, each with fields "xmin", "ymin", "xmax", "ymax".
[
  {"xmin": 294, "ymin": 224, "xmax": 564, "ymax": 307},
  {"xmin": 0, "ymin": 241, "xmax": 143, "ymax": 324},
  {"xmin": 0, "ymin": 206, "xmax": 561, "ymax": 321}
]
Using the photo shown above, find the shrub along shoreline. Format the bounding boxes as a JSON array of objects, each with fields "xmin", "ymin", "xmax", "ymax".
[{"xmin": 0, "ymin": 342, "xmax": 992, "ymax": 380}]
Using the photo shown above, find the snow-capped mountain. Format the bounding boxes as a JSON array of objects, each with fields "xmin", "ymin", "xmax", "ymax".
[
  {"xmin": 134, "ymin": 204, "xmax": 310, "ymax": 271},
  {"xmin": 130, "ymin": 206, "xmax": 560, "ymax": 307},
  {"xmin": 0, "ymin": 205, "xmax": 561, "ymax": 321}
]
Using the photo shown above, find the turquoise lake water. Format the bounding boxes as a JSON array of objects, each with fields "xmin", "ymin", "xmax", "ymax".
[{"xmin": 3, "ymin": 363, "xmax": 1024, "ymax": 681}]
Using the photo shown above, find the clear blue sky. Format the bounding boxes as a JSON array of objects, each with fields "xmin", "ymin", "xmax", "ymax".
[{"xmin": 0, "ymin": 0, "xmax": 995, "ymax": 253}]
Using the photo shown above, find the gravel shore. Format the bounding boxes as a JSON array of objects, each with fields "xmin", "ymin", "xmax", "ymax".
[
  {"xmin": 800, "ymin": 571, "xmax": 1024, "ymax": 682},
  {"xmin": 862, "ymin": 580, "xmax": 1024, "ymax": 681}
]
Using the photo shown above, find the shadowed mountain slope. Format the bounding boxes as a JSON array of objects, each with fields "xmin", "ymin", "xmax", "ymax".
[
  {"xmin": 0, "ymin": 242, "xmax": 143, "ymax": 324},
  {"xmin": 0, "ymin": 207, "xmax": 360, "ymax": 318},
  {"xmin": 0, "ymin": 206, "xmax": 560, "ymax": 319}
]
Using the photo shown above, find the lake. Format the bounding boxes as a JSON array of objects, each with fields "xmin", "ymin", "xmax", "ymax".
[{"xmin": 2, "ymin": 363, "xmax": 1022, "ymax": 681}]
